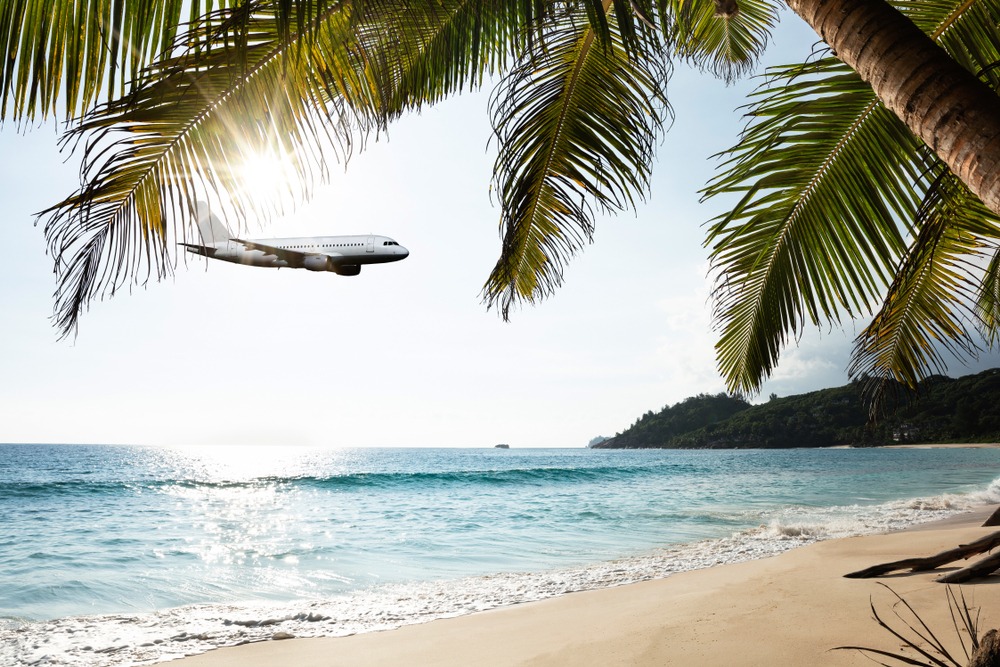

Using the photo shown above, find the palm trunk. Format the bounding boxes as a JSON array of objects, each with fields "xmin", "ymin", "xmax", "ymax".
[{"xmin": 786, "ymin": 0, "xmax": 1000, "ymax": 217}]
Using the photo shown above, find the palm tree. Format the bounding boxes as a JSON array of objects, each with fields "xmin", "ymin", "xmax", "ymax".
[
  {"xmin": 7, "ymin": 0, "xmax": 779, "ymax": 336},
  {"xmin": 703, "ymin": 0, "xmax": 1000, "ymax": 406},
  {"xmin": 3, "ymin": 0, "xmax": 1000, "ymax": 403}
]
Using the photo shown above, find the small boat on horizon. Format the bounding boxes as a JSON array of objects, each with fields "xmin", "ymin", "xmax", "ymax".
[{"xmin": 494, "ymin": 444, "xmax": 510, "ymax": 449}]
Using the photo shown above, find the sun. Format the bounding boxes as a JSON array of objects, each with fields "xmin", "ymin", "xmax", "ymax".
[{"xmin": 237, "ymin": 149, "xmax": 298, "ymax": 202}]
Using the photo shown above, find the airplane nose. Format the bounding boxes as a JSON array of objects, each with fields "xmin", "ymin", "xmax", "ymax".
[{"xmin": 398, "ymin": 246, "xmax": 409, "ymax": 258}]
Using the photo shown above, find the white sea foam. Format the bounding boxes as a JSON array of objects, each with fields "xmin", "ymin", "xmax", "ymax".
[{"xmin": 4, "ymin": 482, "xmax": 998, "ymax": 667}]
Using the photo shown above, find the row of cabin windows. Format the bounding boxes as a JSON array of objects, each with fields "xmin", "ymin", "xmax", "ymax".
[
  {"xmin": 277, "ymin": 240, "xmax": 399, "ymax": 249},
  {"xmin": 280, "ymin": 243, "xmax": 365, "ymax": 249}
]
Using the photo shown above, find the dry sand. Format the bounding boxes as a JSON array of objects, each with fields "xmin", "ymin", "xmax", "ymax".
[{"xmin": 163, "ymin": 506, "xmax": 1000, "ymax": 666}]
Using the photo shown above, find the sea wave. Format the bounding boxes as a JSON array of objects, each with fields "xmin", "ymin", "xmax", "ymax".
[
  {"xmin": 0, "ymin": 463, "xmax": 709, "ymax": 500},
  {"xmin": 285, "ymin": 463, "xmax": 710, "ymax": 489},
  {"xmin": 4, "ymin": 477, "xmax": 998, "ymax": 667}
]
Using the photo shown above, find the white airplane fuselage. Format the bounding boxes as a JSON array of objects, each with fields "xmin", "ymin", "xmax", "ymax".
[
  {"xmin": 186, "ymin": 234, "xmax": 409, "ymax": 276},
  {"xmin": 181, "ymin": 205, "xmax": 408, "ymax": 276}
]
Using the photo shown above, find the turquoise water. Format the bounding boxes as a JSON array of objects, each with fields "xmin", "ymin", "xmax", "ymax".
[{"xmin": 3, "ymin": 444, "xmax": 1000, "ymax": 666}]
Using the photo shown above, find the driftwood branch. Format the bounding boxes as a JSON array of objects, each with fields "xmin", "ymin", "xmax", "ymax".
[
  {"xmin": 844, "ymin": 531, "xmax": 1000, "ymax": 579},
  {"xmin": 982, "ymin": 506, "xmax": 1000, "ymax": 527},
  {"xmin": 937, "ymin": 550, "xmax": 1000, "ymax": 584}
]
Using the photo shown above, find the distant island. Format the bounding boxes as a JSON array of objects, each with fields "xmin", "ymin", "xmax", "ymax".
[
  {"xmin": 593, "ymin": 368, "xmax": 1000, "ymax": 449},
  {"xmin": 495, "ymin": 444, "xmax": 510, "ymax": 449}
]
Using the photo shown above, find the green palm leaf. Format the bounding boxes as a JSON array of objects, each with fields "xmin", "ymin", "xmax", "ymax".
[
  {"xmin": 0, "ymin": 0, "xmax": 237, "ymax": 121},
  {"xmin": 977, "ymin": 245, "xmax": 1000, "ymax": 345},
  {"xmin": 896, "ymin": 0, "xmax": 1000, "ymax": 93},
  {"xmin": 353, "ymin": 0, "xmax": 534, "ymax": 115},
  {"xmin": 703, "ymin": 0, "xmax": 1000, "ymax": 396},
  {"xmin": 703, "ymin": 57, "xmax": 926, "ymax": 395},
  {"xmin": 850, "ymin": 168, "xmax": 1000, "ymax": 411},
  {"xmin": 660, "ymin": 0, "xmax": 781, "ymax": 81},
  {"xmin": 483, "ymin": 3, "xmax": 670, "ymax": 318}
]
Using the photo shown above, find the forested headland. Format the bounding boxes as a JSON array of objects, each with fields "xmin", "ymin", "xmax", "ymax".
[{"xmin": 593, "ymin": 369, "xmax": 1000, "ymax": 449}]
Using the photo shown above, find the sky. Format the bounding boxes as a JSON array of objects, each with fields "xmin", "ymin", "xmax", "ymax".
[{"xmin": 3, "ymin": 14, "xmax": 999, "ymax": 448}]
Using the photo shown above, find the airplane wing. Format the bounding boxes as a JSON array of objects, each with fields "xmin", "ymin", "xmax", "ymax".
[
  {"xmin": 232, "ymin": 238, "xmax": 303, "ymax": 263},
  {"xmin": 233, "ymin": 238, "xmax": 347, "ymax": 266}
]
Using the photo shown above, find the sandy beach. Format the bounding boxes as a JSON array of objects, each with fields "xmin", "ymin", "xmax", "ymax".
[
  {"xmin": 164, "ymin": 506, "xmax": 1000, "ymax": 667},
  {"xmin": 889, "ymin": 443, "xmax": 1000, "ymax": 449}
]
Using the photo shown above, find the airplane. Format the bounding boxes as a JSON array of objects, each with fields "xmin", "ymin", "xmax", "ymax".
[{"xmin": 179, "ymin": 204, "xmax": 409, "ymax": 276}]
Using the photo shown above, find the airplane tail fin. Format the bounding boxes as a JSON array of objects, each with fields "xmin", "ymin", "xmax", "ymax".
[{"xmin": 196, "ymin": 202, "xmax": 232, "ymax": 244}]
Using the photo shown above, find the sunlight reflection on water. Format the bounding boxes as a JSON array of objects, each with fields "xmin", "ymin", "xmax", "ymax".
[{"xmin": 4, "ymin": 444, "xmax": 1000, "ymax": 626}]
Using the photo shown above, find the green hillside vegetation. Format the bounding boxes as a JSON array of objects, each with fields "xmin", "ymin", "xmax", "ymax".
[{"xmin": 594, "ymin": 369, "xmax": 1000, "ymax": 449}]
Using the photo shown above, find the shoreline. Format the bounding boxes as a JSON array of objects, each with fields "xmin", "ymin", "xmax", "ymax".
[
  {"xmin": 828, "ymin": 442, "xmax": 1000, "ymax": 449},
  {"xmin": 164, "ymin": 506, "xmax": 1000, "ymax": 667},
  {"xmin": 9, "ymin": 447, "xmax": 1000, "ymax": 667},
  {"xmin": 888, "ymin": 442, "xmax": 1000, "ymax": 449}
]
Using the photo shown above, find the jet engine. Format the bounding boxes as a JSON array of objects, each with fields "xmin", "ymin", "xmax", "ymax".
[
  {"xmin": 334, "ymin": 265, "xmax": 361, "ymax": 276},
  {"xmin": 303, "ymin": 255, "xmax": 333, "ymax": 272}
]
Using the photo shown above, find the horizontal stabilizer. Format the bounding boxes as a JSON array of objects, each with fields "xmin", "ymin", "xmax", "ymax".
[{"xmin": 178, "ymin": 242, "xmax": 217, "ymax": 258}]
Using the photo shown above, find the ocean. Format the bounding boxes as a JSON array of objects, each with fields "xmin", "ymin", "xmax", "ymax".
[{"xmin": 3, "ymin": 443, "xmax": 1000, "ymax": 666}]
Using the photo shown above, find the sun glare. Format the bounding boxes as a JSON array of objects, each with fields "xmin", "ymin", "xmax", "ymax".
[
  {"xmin": 164, "ymin": 444, "xmax": 304, "ymax": 482},
  {"xmin": 238, "ymin": 151, "xmax": 297, "ymax": 200}
]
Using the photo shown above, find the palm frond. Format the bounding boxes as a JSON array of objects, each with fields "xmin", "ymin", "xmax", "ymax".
[
  {"xmin": 42, "ymin": 0, "xmax": 548, "ymax": 337},
  {"xmin": 0, "ymin": 0, "xmax": 241, "ymax": 122},
  {"xmin": 894, "ymin": 0, "xmax": 1000, "ymax": 93},
  {"xmin": 575, "ymin": 0, "xmax": 647, "ymax": 55},
  {"xmin": 703, "ymin": 0, "xmax": 1000, "ymax": 396},
  {"xmin": 834, "ymin": 584, "xmax": 981, "ymax": 667},
  {"xmin": 354, "ymin": 0, "xmax": 535, "ymax": 115},
  {"xmin": 483, "ymin": 3, "xmax": 670, "ymax": 318},
  {"xmin": 703, "ymin": 57, "xmax": 927, "ymax": 395},
  {"xmin": 850, "ymin": 168, "xmax": 1000, "ymax": 412},
  {"xmin": 358, "ymin": 0, "xmax": 653, "ymax": 113},
  {"xmin": 976, "ymin": 244, "xmax": 1000, "ymax": 345},
  {"xmin": 659, "ymin": 0, "xmax": 781, "ymax": 82},
  {"xmin": 42, "ymin": 0, "xmax": 377, "ymax": 337}
]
